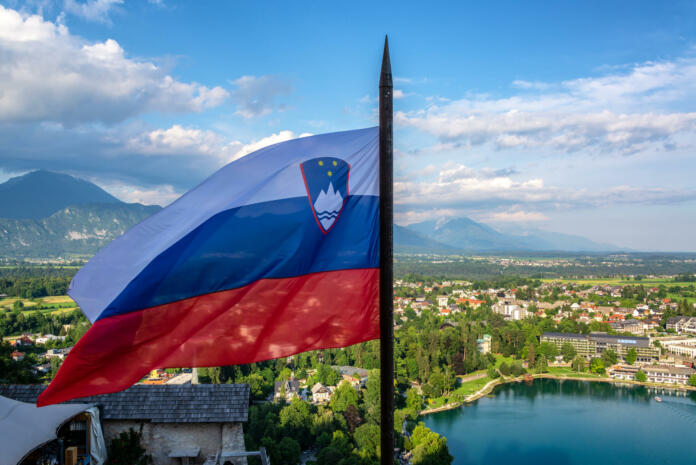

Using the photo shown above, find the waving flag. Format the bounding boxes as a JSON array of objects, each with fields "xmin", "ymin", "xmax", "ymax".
[{"xmin": 38, "ymin": 127, "xmax": 380, "ymax": 406}]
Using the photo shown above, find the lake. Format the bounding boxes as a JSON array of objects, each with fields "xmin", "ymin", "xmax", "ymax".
[{"xmin": 423, "ymin": 379, "xmax": 696, "ymax": 465}]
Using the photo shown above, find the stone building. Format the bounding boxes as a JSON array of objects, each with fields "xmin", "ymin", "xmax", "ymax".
[{"xmin": 0, "ymin": 384, "xmax": 249, "ymax": 465}]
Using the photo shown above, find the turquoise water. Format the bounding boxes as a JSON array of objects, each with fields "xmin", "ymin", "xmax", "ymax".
[{"xmin": 423, "ymin": 379, "xmax": 696, "ymax": 465}]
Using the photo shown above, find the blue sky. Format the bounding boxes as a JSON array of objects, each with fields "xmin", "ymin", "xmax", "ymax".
[{"xmin": 1, "ymin": 1, "xmax": 695, "ymax": 251}]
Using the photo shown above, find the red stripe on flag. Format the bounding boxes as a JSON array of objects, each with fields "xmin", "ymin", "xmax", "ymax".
[{"xmin": 38, "ymin": 268, "xmax": 379, "ymax": 406}]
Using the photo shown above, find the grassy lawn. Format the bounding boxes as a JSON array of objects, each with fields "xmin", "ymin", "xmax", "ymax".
[
  {"xmin": 455, "ymin": 376, "xmax": 494, "ymax": 397},
  {"xmin": 426, "ymin": 376, "xmax": 495, "ymax": 409},
  {"xmin": 546, "ymin": 366, "xmax": 606, "ymax": 378}
]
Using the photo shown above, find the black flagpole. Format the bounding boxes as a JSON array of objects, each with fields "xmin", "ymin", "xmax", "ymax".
[{"xmin": 379, "ymin": 35, "xmax": 394, "ymax": 465}]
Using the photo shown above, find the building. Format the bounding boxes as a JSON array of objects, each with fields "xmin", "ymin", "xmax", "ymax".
[
  {"xmin": 311, "ymin": 383, "xmax": 331, "ymax": 403},
  {"xmin": 643, "ymin": 365, "xmax": 696, "ymax": 384},
  {"xmin": 457, "ymin": 298, "xmax": 485, "ymax": 309},
  {"xmin": 477, "ymin": 334, "xmax": 491, "ymax": 354},
  {"xmin": 44, "ymin": 347, "xmax": 72, "ymax": 360},
  {"xmin": 35, "ymin": 334, "xmax": 66, "ymax": 344},
  {"xmin": 610, "ymin": 319, "xmax": 643, "ymax": 335},
  {"xmin": 274, "ymin": 378, "xmax": 301, "ymax": 402},
  {"xmin": 0, "ymin": 384, "xmax": 250, "ymax": 465},
  {"xmin": 658, "ymin": 337, "xmax": 696, "ymax": 359},
  {"xmin": 666, "ymin": 316, "xmax": 696, "ymax": 335},
  {"xmin": 493, "ymin": 302, "xmax": 529, "ymax": 321},
  {"xmin": 437, "ymin": 295, "xmax": 449, "ymax": 307},
  {"xmin": 609, "ymin": 364, "xmax": 640, "ymax": 381},
  {"xmin": 611, "ymin": 364, "xmax": 696, "ymax": 385},
  {"xmin": 541, "ymin": 332, "xmax": 659, "ymax": 362}
]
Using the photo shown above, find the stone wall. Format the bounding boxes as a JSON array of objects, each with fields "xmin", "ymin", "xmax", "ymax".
[{"xmin": 102, "ymin": 420, "xmax": 247, "ymax": 465}]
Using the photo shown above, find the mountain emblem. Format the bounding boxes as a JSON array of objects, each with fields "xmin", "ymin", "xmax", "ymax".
[{"xmin": 300, "ymin": 157, "xmax": 350, "ymax": 233}]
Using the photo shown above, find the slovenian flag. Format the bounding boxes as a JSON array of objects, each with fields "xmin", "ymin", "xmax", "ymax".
[{"xmin": 38, "ymin": 128, "xmax": 380, "ymax": 406}]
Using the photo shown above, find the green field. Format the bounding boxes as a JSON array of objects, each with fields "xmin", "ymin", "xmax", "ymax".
[
  {"xmin": 541, "ymin": 277, "xmax": 695, "ymax": 287},
  {"xmin": 0, "ymin": 295, "xmax": 78, "ymax": 314}
]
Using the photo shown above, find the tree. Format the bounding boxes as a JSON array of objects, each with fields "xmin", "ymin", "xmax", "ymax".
[
  {"xmin": 406, "ymin": 387, "xmax": 423, "ymax": 412},
  {"xmin": 279, "ymin": 398, "xmax": 312, "ymax": 448},
  {"xmin": 486, "ymin": 365, "xmax": 499, "ymax": 379},
  {"xmin": 499, "ymin": 361, "xmax": 511, "ymax": 376},
  {"xmin": 538, "ymin": 342, "xmax": 558, "ymax": 359},
  {"xmin": 535, "ymin": 356, "xmax": 549, "ymax": 374},
  {"xmin": 688, "ymin": 374, "xmax": 696, "ymax": 387},
  {"xmin": 590, "ymin": 358, "xmax": 605, "ymax": 375},
  {"xmin": 511, "ymin": 362, "xmax": 526, "ymax": 377},
  {"xmin": 429, "ymin": 370, "xmax": 445, "ymax": 398},
  {"xmin": 329, "ymin": 381, "xmax": 358, "ymax": 414},
  {"xmin": 344, "ymin": 404, "xmax": 362, "ymax": 433},
  {"xmin": 635, "ymin": 370, "xmax": 647, "ymax": 382},
  {"xmin": 409, "ymin": 423, "xmax": 453, "ymax": 465},
  {"xmin": 354, "ymin": 423, "xmax": 381, "ymax": 459},
  {"xmin": 526, "ymin": 344, "xmax": 536, "ymax": 367},
  {"xmin": 625, "ymin": 348, "xmax": 637, "ymax": 365},
  {"xmin": 278, "ymin": 437, "xmax": 301, "ymax": 465},
  {"xmin": 315, "ymin": 364, "xmax": 341, "ymax": 386},
  {"xmin": 571, "ymin": 357, "xmax": 585, "ymax": 372},
  {"xmin": 364, "ymin": 370, "xmax": 381, "ymax": 424},
  {"xmin": 561, "ymin": 343, "xmax": 577, "ymax": 362},
  {"xmin": 601, "ymin": 349, "xmax": 618, "ymax": 367},
  {"xmin": 276, "ymin": 367, "xmax": 292, "ymax": 381}
]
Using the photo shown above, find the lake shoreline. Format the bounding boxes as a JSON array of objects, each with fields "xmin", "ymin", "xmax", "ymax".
[{"xmin": 419, "ymin": 372, "xmax": 696, "ymax": 416}]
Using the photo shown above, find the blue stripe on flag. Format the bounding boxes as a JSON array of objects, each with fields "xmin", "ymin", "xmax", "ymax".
[{"xmin": 99, "ymin": 194, "xmax": 379, "ymax": 320}]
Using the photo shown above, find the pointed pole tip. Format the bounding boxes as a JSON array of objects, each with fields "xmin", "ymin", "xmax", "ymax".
[{"xmin": 380, "ymin": 35, "xmax": 392, "ymax": 85}]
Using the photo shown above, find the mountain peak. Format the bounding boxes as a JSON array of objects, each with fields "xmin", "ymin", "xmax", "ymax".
[
  {"xmin": 403, "ymin": 216, "xmax": 622, "ymax": 252},
  {"xmin": 0, "ymin": 170, "xmax": 121, "ymax": 220}
]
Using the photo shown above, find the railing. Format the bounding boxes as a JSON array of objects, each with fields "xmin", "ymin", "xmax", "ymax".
[{"xmin": 220, "ymin": 447, "xmax": 270, "ymax": 465}]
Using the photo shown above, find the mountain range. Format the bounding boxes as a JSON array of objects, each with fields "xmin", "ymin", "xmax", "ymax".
[
  {"xmin": 0, "ymin": 171, "xmax": 160, "ymax": 258},
  {"xmin": 401, "ymin": 217, "xmax": 621, "ymax": 253},
  {"xmin": 0, "ymin": 170, "xmax": 624, "ymax": 258}
]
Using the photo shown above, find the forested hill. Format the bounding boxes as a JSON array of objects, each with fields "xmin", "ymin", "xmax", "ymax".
[{"xmin": 0, "ymin": 203, "xmax": 160, "ymax": 258}]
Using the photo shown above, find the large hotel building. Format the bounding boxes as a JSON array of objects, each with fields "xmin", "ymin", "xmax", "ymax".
[{"xmin": 541, "ymin": 332, "xmax": 660, "ymax": 362}]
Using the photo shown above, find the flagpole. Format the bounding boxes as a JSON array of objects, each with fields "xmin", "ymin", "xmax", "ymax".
[{"xmin": 379, "ymin": 35, "xmax": 394, "ymax": 465}]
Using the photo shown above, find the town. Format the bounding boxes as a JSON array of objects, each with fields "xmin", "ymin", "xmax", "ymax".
[{"xmin": 2, "ymin": 271, "xmax": 696, "ymax": 465}]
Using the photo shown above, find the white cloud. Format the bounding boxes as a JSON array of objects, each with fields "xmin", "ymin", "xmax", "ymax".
[
  {"xmin": 126, "ymin": 125, "xmax": 243, "ymax": 161},
  {"xmin": 395, "ymin": 163, "xmax": 696, "ymax": 214},
  {"xmin": 63, "ymin": 0, "xmax": 122, "ymax": 24},
  {"xmin": 230, "ymin": 130, "xmax": 312, "ymax": 162},
  {"xmin": 397, "ymin": 56, "xmax": 696, "ymax": 154},
  {"xmin": 478, "ymin": 210, "xmax": 550, "ymax": 223},
  {"xmin": 231, "ymin": 75, "xmax": 293, "ymax": 118},
  {"xmin": 97, "ymin": 181, "xmax": 180, "ymax": 206},
  {"xmin": 0, "ymin": 6, "xmax": 229, "ymax": 125}
]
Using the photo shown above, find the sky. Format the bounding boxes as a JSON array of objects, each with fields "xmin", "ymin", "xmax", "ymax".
[{"xmin": 0, "ymin": 1, "xmax": 695, "ymax": 251}]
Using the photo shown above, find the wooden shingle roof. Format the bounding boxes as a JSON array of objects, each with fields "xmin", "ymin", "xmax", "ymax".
[{"xmin": 0, "ymin": 384, "xmax": 249, "ymax": 423}]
